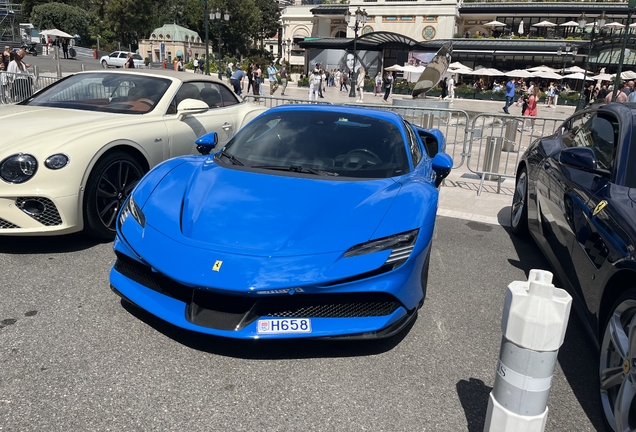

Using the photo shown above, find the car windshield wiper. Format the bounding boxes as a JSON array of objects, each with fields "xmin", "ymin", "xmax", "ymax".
[
  {"xmin": 251, "ymin": 164, "xmax": 338, "ymax": 176},
  {"xmin": 215, "ymin": 150, "xmax": 244, "ymax": 166}
]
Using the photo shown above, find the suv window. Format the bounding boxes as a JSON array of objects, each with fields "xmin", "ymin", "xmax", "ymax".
[{"xmin": 568, "ymin": 113, "xmax": 618, "ymax": 171}]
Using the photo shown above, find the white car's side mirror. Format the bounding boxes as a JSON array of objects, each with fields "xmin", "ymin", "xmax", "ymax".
[{"xmin": 177, "ymin": 99, "xmax": 209, "ymax": 120}]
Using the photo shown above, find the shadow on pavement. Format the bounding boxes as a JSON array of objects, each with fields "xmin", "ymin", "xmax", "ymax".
[
  {"xmin": 121, "ymin": 300, "xmax": 414, "ymax": 359},
  {"xmin": 503, "ymin": 227, "xmax": 608, "ymax": 431},
  {"xmin": 0, "ymin": 233, "xmax": 104, "ymax": 254},
  {"xmin": 456, "ymin": 377, "xmax": 492, "ymax": 432}
]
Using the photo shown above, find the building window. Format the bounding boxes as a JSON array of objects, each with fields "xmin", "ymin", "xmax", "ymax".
[
  {"xmin": 366, "ymin": 16, "xmax": 374, "ymax": 21},
  {"xmin": 426, "ymin": 16, "xmax": 437, "ymax": 22},
  {"xmin": 335, "ymin": 30, "xmax": 346, "ymax": 38},
  {"xmin": 400, "ymin": 17, "xmax": 414, "ymax": 21},
  {"xmin": 332, "ymin": 19, "xmax": 342, "ymax": 24},
  {"xmin": 383, "ymin": 16, "xmax": 398, "ymax": 22},
  {"xmin": 362, "ymin": 25, "xmax": 373, "ymax": 34}
]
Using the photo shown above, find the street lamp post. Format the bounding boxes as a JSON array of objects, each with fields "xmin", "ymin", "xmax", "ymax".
[
  {"xmin": 203, "ymin": 0, "xmax": 210, "ymax": 75},
  {"xmin": 577, "ymin": 11, "xmax": 606, "ymax": 110},
  {"xmin": 344, "ymin": 7, "xmax": 367, "ymax": 98},
  {"xmin": 211, "ymin": 8, "xmax": 230, "ymax": 80}
]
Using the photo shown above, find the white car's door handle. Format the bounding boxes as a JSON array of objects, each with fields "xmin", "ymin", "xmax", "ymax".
[{"xmin": 222, "ymin": 122, "xmax": 232, "ymax": 130}]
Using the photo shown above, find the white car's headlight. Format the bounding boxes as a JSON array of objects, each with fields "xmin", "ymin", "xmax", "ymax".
[
  {"xmin": 0, "ymin": 153, "xmax": 38, "ymax": 184},
  {"xmin": 44, "ymin": 154, "xmax": 70, "ymax": 170},
  {"xmin": 119, "ymin": 196, "xmax": 145, "ymax": 228},
  {"xmin": 344, "ymin": 229, "xmax": 419, "ymax": 268}
]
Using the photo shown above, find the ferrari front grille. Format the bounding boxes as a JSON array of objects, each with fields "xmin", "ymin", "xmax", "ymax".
[
  {"xmin": 0, "ymin": 217, "xmax": 19, "ymax": 229},
  {"xmin": 15, "ymin": 197, "xmax": 62, "ymax": 226},
  {"xmin": 114, "ymin": 253, "xmax": 403, "ymax": 330}
]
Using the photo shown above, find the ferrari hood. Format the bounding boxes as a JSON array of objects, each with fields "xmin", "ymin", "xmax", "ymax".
[{"xmin": 144, "ymin": 163, "xmax": 402, "ymax": 256}]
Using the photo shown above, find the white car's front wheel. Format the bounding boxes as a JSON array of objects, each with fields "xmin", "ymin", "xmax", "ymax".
[
  {"xmin": 101, "ymin": 60, "xmax": 108, "ymax": 68},
  {"xmin": 84, "ymin": 151, "xmax": 145, "ymax": 240}
]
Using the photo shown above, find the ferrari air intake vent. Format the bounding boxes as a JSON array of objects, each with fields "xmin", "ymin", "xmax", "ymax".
[
  {"xmin": 0, "ymin": 217, "xmax": 20, "ymax": 229},
  {"xmin": 258, "ymin": 294, "xmax": 399, "ymax": 318},
  {"xmin": 15, "ymin": 197, "xmax": 62, "ymax": 226}
]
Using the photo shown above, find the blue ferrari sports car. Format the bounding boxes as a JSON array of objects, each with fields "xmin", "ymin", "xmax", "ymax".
[{"xmin": 110, "ymin": 105, "xmax": 453, "ymax": 339}]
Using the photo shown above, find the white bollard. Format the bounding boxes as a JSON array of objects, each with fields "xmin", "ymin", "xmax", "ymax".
[{"xmin": 484, "ymin": 269, "xmax": 572, "ymax": 432}]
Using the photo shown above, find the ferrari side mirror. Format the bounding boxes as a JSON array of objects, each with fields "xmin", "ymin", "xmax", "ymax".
[
  {"xmin": 432, "ymin": 153, "xmax": 453, "ymax": 187},
  {"xmin": 195, "ymin": 131, "xmax": 218, "ymax": 155}
]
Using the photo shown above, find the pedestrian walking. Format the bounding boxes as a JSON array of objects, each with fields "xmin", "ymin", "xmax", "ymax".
[
  {"xmin": 252, "ymin": 63, "xmax": 261, "ymax": 101},
  {"xmin": 374, "ymin": 71, "xmax": 382, "ymax": 97},
  {"xmin": 503, "ymin": 77, "xmax": 515, "ymax": 114},
  {"xmin": 444, "ymin": 74, "xmax": 455, "ymax": 104},
  {"xmin": 267, "ymin": 61, "xmax": 279, "ymax": 95},
  {"xmin": 440, "ymin": 77, "xmax": 448, "ymax": 100},
  {"xmin": 230, "ymin": 65, "xmax": 245, "ymax": 96},
  {"xmin": 247, "ymin": 63, "xmax": 253, "ymax": 93},
  {"xmin": 309, "ymin": 66, "xmax": 321, "ymax": 101},
  {"xmin": 382, "ymin": 71, "xmax": 392, "ymax": 103},
  {"xmin": 193, "ymin": 55, "xmax": 199, "ymax": 73},
  {"xmin": 280, "ymin": 65, "xmax": 288, "ymax": 96},
  {"xmin": 355, "ymin": 67, "xmax": 365, "ymax": 103}
]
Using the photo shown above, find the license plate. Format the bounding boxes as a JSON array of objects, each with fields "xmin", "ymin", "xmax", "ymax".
[{"xmin": 257, "ymin": 318, "xmax": 312, "ymax": 334}]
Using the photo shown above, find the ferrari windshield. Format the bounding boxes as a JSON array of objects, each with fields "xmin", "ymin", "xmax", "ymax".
[
  {"xmin": 222, "ymin": 110, "xmax": 410, "ymax": 179},
  {"xmin": 22, "ymin": 73, "xmax": 171, "ymax": 114}
]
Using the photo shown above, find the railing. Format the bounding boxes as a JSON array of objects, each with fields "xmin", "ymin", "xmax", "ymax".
[{"xmin": 242, "ymin": 94, "xmax": 333, "ymax": 108}]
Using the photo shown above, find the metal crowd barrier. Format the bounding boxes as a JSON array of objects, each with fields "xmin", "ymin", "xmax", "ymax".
[
  {"xmin": 343, "ymin": 103, "xmax": 470, "ymax": 170},
  {"xmin": 467, "ymin": 113, "xmax": 563, "ymax": 195},
  {"xmin": 0, "ymin": 72, "xmax": 63, "ymax": 104},
  {"xmin": 242, "ymin": 94, "xmax": 333, "ymax": 108}
]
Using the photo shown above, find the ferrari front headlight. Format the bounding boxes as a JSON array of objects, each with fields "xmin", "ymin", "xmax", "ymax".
[
  {"xmin": 119, "ymin": 196, "xmax": 145, "ymax": 228},
  {"xmin": 344, "ymin": 229, "xmax": 419, "ymax": 268},
  {"xmin": 0, "ymin": 153, "xmax": 38, "ymax": 184}
]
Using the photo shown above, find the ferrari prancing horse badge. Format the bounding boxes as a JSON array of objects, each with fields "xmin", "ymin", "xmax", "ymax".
[
  {"xmin": 212, "ymin": 260, "xmax": 223, "ymax": 272},
  {"xmin": 593, "ymin": 200, "xmax": 608, "ymax": 217}
]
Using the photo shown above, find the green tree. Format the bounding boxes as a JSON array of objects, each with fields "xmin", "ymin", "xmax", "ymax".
[
  {"xmin": 103, "ymin": 0, "xmax": 154, "ymax": 46},
  {"xmin": 254, "ymin": 0, "xmax": 280, "ymax": 48},
  {"xmin": 30, "ymin": 2, "xmax": 91, "ymax": 41}
]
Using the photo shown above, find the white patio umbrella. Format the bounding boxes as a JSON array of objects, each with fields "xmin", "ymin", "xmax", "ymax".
[
  {"xmin": 585, "ymin": 22, "xmax": 605, "ymax": 28},
  {"xmin": 593, "ymin": 73, "xmax": 614, "ymax": 81},
  {"xmin": 40, "ymin": 28, "xmax": 74, "ymax": 38},
  {"xmin": 532, "ymin": 70, "xmax": 563, "ymax": 80},
  {"xmin": 449, "ymin": 67, "xmax": 474, "ymax": 75},
  {"xmin": 614, "ymin": 70, "xmax": 636, "ymax": 80},
  {"xmin": 483, "ymin": 20, "xmax": 507, "ymax": 28},
  {"xmin": 560, "ymin": 21, "xmax": 581, "ymax": 27},
  {"xmin": 562, "ymin": 72, "xmax": 595, "ymax": 80},
  {"xmin": 40, "ymin": 29, "xmax": 74, "ymax": 77},
  {"xmin": 526, "ymin": 65, "xmax": 559, "ymax": 73},
  {"xmin": 449, "ymin": 61, "xmax": 471, "ymax": 71},
  {"xmin": 402, "ymin": 65, "xmax": 425, "ymax": 73},
  {"xmin": 533, "ymin": 20, "xmax": 557, "ymax": 27},
  {"xmin": 563, "ymin": 66, "xmax": 591, "ymax": 74},
  {"xmin": 630, "ymin": 22, "xmax": 636, "ymax": 28},
  {"xmin": 604, "ymin": 22, "xmax": 626, "ymax": 29},
  {"xmin": 384, "ymin": 64, "xmax": 404, "ymax": 72},
  {"xmin": 473, "ymin": 67, "xmax": 505, "ymax": 76},
  {"xmin": 504, "ymin": 69, "xmax": 534, "ymax": 78},
  {"xmin": 518, "ymin": 20, "xmax": 524, "ymax": 35}
]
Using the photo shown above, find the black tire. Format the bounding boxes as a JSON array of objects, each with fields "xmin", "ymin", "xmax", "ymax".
[
  {"xmin": 599, "ymin": 288, "xmax": 636, "ymax": 432},
  {"xmin": 510, "ymin": 166, "xmax": 529, "ymax": 236},
  {"xmin": 101, "ymin": 60, "xmax": 108, "ymax": 68},
  {"xmin": 83, "ymin": 152, "xmax": 145, "ymax": 240}
]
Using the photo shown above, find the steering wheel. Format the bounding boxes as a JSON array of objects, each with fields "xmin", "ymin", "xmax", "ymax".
[
  {"xmin": 342, "ymin": 149, "xmax": 382, "ymax": 170},
  {"xmin": 136, "ymin": 98, "xmax": 155, "ymax": 108}
]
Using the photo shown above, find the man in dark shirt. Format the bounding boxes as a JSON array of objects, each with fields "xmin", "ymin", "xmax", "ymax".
[{"xmin": 246, "ymin": 63, "xmax": 254, "ymax": 93}]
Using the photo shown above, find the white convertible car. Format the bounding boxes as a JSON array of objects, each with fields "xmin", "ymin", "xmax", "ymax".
[{"xmin": 0, "ymin": 69, "xmax": 265, "ymax": 239}]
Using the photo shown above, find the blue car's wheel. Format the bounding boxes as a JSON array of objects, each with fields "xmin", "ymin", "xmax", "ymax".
[
  {"xmin": 511, "ymin": 167, "xmax": 529, "ymax": 236},
  {"xmin": 599, "ymin": 289, "xmax": 636, "ymax": 432},
  {"xmin": 84, "ymin": 152, "xmax": 144, "ymax": 240}
]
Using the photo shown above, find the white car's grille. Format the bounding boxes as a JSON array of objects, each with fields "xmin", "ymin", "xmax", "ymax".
[
  {"xmin": 0, "ymin": 217, "xmax": 19, "ymax": 229},
  {"xmin": 15, "ymin": 197, "xmax": 63, "ymax": 226}
]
